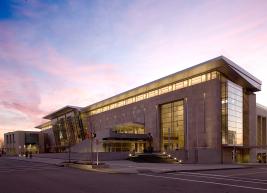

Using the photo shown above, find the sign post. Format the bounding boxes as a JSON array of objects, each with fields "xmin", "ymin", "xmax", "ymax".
[
  {"xmin": 86, "ymin": 131, "xmax": 96, "ymax": 164},
  {"xmin": 96, "ymin": 139, "xmax": 99, "ymax": 165}
]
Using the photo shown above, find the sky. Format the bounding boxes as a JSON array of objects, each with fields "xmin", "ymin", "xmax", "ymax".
[{"xmin": 0, "ymin": 0, "xmax": 267, "ymax": 139}]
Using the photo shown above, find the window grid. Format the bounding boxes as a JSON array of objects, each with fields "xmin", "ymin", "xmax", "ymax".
[
  {"xmin": 221, "ymin": 79, "xmax": 243, "ymax": 145},
  {"xmin": 161, "ymin": 100, "xmax": 184, "ymax": 151}
]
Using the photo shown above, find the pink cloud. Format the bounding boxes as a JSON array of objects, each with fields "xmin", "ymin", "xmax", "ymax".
[{"xmin": 0, "ymin": 22, "xmax": 134, "ymax": 135}]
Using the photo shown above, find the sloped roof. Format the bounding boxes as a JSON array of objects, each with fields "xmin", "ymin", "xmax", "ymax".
[
  {"xmin": 82, "ymin": 56, "xmax": 261, "ymax": 112},
  {"xmin": 43, "ymin": 105, "xmax": 82, "ymax": 120},
  {"xmin": 35, "ymin": 121, "xmax": 52, "ymax": 129}
]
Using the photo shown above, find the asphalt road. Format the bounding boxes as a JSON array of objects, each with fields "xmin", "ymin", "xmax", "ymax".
[{"xmin": 1, "ymin": 157, "xmax": 267, "ymax": 193}]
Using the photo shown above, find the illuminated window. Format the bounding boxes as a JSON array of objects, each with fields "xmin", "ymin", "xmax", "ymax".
[
  {"xmin": 211, "ymin": 71, "xmax": 218, "ymax": 79},
  {"xmin": 183, "ymin": 80, "xmax": 188, "ymax": 87},
  {"xmin": 117, "ymin": 101, "xmax": 125, "ymax": 107},
  {"xmin": 221, "ymin": 80, "xmax": 243, "ymax": 145},
  {"xmin": 126, "ymin": 98, "xmax": 134, "ymax": 105},
  {"xmin": 201, "ymin": 74, "xmax": 206, "ymax": 82},
  {"xmin": 136, "ymin": 94, "xmax": 146, "ymax": 101},
  {"xmin": 175, "ymin": 82, "xmax": 183, "ymax": 90},
  {"xmin": 207, "ymin": 73, "xmax": 211, "ymax": 80},
  {"xmin": 159, "ymin": 86, "xmax": 170, "ymax": 94},
  {"xmin": 191, "ymin": 75, "xmax": 202, "ymax": 85},
  {"xmin": 89, "ymin": 71, "xmax": 220, "ymax": 116},
  {"xmin": 103, "ymin": 106, "xmax": 109, "ymax": 112},
  {"xmin": 148, "ymin": 90, "xmax": 159, "ymax": 98}
]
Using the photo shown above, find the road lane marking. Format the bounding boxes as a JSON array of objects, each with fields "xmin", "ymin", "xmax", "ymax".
[
  {"xmin": 180, "ymin": 172, "xmax": 228, "ymax": 177},
  {"xmin": 138, "ymin": 173, "xmax": 267, "ymax": 191},
  {"xmin": 168, "ymin": 172, "xmax": 267, "ymax": 185},
  {"xmin": 229, "ymin": 171, "xmax": 267, "ymax": 177},
  {"xmin": 179, "ymin": 171, "xmax": 267, "ymax": 182}
]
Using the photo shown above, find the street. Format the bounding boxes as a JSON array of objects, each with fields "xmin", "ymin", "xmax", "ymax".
[{"xmin": 1, "ymin": 157, "xmax": 267, "ymax": 193}]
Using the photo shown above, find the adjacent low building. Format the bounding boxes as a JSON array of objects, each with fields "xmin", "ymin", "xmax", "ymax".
[
  {"xmin": 4, "ymin": 131, "xmax": 40, "ymax": 155},
  {"xmin": 7, "ymin": 56, "xmax": 267, "ymax": 163}
]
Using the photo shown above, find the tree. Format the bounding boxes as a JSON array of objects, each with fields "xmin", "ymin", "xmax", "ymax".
[{"xmin": 0, "ymin": 138, "xmax": 4, "ymax": 154}]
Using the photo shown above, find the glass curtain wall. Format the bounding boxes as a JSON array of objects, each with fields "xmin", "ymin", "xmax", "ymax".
[
  {"xmin": 221, "ymin": 79, "xmax": 243, "ymax": 145},
  {"xmin": 52, "ymin": 112, "xmax": 85, "ymax": 151},
  {"xmin": 161, "ymin": 100, "xmax": 184, "ymax": 151}
]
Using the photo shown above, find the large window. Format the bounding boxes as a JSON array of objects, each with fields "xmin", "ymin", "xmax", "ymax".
[
  {"xmin": 222, "ymin": 80, "xmax": 243, "ymax": 145},
  {"xmin": 52, "ymin": 111, "xmax": 84, "ymax": 149},
  {"xmin": 161, "ymin": 100, "xmax": 184, "ymax": 151}
]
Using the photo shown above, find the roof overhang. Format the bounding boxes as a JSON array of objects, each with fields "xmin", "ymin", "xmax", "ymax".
[
  {"xmin": 43, "ymin": 106, "xmax": 82, "ymax": 120},
  {"xmin": 82, "ymin": 56, "xmax": 261, "ymax": 112},
  {"xmin": 35, "ymin": 121, "xmax": 52, "ymax": 129}
]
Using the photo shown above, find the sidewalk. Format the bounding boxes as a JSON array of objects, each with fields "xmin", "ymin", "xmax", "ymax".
[
  {"xmin": 5, "ymin": 156, "xmax": 249, "ymax": 174},
  {"xmin": 6, "ymin": 156, "xmax": 65, "ymax": 166}
]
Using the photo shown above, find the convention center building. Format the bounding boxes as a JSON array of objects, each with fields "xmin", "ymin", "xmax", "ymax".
[{"xmin": 35, "ymin": 56, "xmax": 267, "ymax": 163}]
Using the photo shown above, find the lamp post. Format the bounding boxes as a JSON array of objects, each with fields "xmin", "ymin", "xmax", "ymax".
[
  {"xmin": 23, "ymin": 145, "xmax": 26, "ymax": 157},
  {"xmin": 19, "ymin": 146, "xmax": 21, "ymax": 157}
]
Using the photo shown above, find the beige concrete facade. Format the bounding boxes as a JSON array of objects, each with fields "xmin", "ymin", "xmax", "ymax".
[
  {"xmin": 32, "ymin": 56, "xmax": 265, "ymax": 164},
  {"xmin": 87, "ymin": 79, "xmax": 222, "ymax": 163},
  {"xmin": 4, "ymin": 131, "xmax": 40, "ymax": 155},
  {"xmin": 250, "ymin": 104, "xmax": 267, "ymax": 163}
]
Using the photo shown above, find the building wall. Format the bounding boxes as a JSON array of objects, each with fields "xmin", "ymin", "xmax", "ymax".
[
  {"xmin": 250, "ymin": 105, "xmax": 267, "ymax": 163},
  {"xmin": 85, "ymin": 79, "xmax": 222, "ymax": 163},
  {"xmin": 4, "ymin": 131, "xmax": 39, "ymax": 155},
  {"xmin": 4, "ymin": 131, "xmax": 24, "ymax": 155},
  {"xmin": 39, "ymin": 128, "xmax": 56, "ymax": 153}
]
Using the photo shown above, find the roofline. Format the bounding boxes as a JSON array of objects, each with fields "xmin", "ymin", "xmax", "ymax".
[
  {"xmin": 35, "ymin": 121, "xmax": 52, "ymax": 129},
  {"xmin": 257, "ymin": 103, "xmax": 267, "ymax": 111},
  {"xmin": 221, "ymin": 56, "xmax": 262, "ymax": 85},
  {"xmin": 82, "ymin": 55, "xmax": 261, "ymax": 112},
  {"xmin": 82, "ymin": 56, "xmax": 222, "ymax": 111},
  {"xmin": 4, "ymin": 130, "xmax": 40, "ymax": 135},
  {"xmin": 43, "ymin": 105, "xmax": 82, "ymax": 120}
]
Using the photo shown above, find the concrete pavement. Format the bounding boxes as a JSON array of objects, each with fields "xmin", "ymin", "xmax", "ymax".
[
  {"xmin": 1, "ymin": 157, "xmax": 267, "ymax": 193},
  {"xmin": 6, "ymin": 156, "xmax": 249, "ymax": 174}
]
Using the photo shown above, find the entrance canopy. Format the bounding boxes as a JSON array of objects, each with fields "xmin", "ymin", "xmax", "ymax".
[{"xmin": 103, "ymin": 122, "xmax": 149, "ymax": 141}]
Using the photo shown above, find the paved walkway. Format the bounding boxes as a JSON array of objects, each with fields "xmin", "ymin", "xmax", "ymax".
[
  {"xmin": 6, "ymin": 156, "xmax": 64, "ymax": 165},
  {"xmin": 5, "ymin": 156, "xmax": 250, "ymax": 174}
]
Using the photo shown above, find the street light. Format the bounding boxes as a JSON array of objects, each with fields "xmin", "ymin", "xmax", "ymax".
[{"xmin": 19, "ymin": 146, "xmax": 21, "ymax": 157}]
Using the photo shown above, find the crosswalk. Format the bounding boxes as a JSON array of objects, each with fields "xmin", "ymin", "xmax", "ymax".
[{"xmin": 0, "ymin": 158, "xmax": 61, "ymax": 173}]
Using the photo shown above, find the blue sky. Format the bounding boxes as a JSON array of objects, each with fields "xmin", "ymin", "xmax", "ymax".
[{"xmin": 1, "ymin": 0, "xmax": 267, "ymax": 138}]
